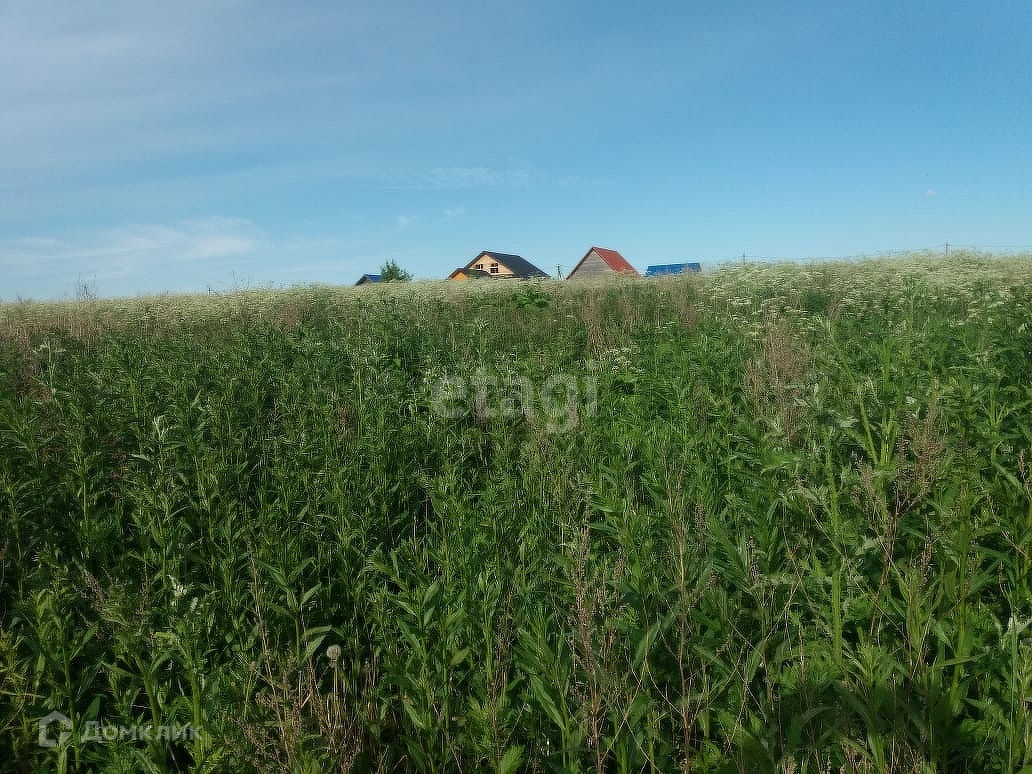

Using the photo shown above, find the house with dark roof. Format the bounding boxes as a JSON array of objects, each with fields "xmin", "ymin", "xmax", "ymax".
[
  {"xmin": 566, "ymin": 247, "xmax": 640, "ymax": 280},
  {"xmin": 644, "ymin": 263, "xmax": 701, "ymax": 277},
  {"xmin": 448, "ymin": 251, "xmax": 550, "ymax": 281},
  {"xmin": 355, "ymin": 273, "xmax": 382, "ymax": 285}
]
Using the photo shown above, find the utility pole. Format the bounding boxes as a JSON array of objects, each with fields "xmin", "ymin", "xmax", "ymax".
[
  {"xmin": 556, "ymin": 264, "xmax": 563, "ymax": 279},
  {"xmin": 945, "ymin": 242, "xmax": 950, "ymax": 257}
]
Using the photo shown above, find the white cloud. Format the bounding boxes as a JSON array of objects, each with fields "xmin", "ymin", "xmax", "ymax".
[
  {"xmin": 423, "ymin": 166, "xmax": 539, "ymax": 188},
  {"xmin": 0, "ymin": 2, "xmax": 388, "ymax": 181},
  {"xmin": 0, "ymin": 217, "xmax": 264, "ymax": 280},
  {"xmin": 443, "ymin": 206, "xmax": 465, "ymax": 220},
  {"xmin": 329, "ymin": 165, "xmax": 543, "ymax": 191},
  {"xmin": 394, "ymin": 215, "xmax": 414, "ymax": 231}
]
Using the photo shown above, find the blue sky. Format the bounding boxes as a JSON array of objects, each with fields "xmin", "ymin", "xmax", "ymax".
[{"xmin": 2, "ymin": 1, "xmax": 1031, "ymax": 299}]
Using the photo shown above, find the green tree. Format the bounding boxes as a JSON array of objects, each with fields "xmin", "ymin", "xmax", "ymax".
[{"xmin": 380, "ymin": 259, "xmax": 413, "ymax": 282}]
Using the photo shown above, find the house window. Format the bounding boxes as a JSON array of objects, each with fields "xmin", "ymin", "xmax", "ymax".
[
  {"xmin": 475, "ymin": 264, "xmax": 483, "ymax": 270},
  {"xmin": 490, "ymin": 262, "xmax": 499, "ymax": 274}
]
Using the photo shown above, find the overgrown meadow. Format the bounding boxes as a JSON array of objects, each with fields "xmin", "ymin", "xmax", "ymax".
[{"xmin": 1, "ymin": 252, "xmax": 1031, "ymax": 773}]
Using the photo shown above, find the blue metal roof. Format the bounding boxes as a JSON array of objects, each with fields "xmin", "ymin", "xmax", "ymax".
[
  {"xmin": 355, "ymin": 273, "xmax": 382, "ymax": 285},
  {"xmin": 644, "ymin": 263, "xmax": 701, "ymax": 277}
]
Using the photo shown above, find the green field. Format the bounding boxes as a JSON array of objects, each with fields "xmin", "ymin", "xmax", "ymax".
[{"xmin": 2, "ymin": 252, "xmax": 1031, "ymax": 773}]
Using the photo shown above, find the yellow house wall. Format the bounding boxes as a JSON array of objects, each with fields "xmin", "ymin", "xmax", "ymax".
[{"xmin": 466, "ymin": 253, "xmax": 516, "ymax": 276}]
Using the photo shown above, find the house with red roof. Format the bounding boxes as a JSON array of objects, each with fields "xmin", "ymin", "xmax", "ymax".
[{"xmin": 566, "ymin": 246, "xmax": 640, "ymax": 280}]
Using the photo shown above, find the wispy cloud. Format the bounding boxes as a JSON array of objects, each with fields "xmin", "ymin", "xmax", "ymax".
[
  {"xmin": 0, "ymin": 217, "xmax": 264, "ymax": 282},
  {"xmin": 0, "ymin": 2, "xmax": 404, "ymax": 183},
  {"xmin": 443, "ymin": 206, "xmax": 465, "ymax": 220},
  {"xmin": 394, "ymin": 215, "xmax": 414, "ymax": 231},
  {"xmin": 422, "ymin": 166, "xmax": 539, "ymax": 188},
  {"xmin": 556, "ymin": 174, "xmax": 608, "ymax": 188},
  {"xmin": 347, "ymin": 165, "xmax": 544, "ymax": 190}
]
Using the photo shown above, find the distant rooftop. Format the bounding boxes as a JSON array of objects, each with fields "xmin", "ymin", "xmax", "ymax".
[
  {"xmin": 644, "ymin": 263, "xmax": 701, "ymax": 277},
  {"xmin": 472, "ymin": 251, "xmax": 550, "ymax": 279}
]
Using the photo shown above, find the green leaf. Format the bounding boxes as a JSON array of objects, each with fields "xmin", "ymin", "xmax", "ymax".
[
  {"xmin": 299, "ymin": 583, "xmax": 322, "ymax": 608},
  {"xmin": 301, "ymin": 625, "xmax": 332, "ymax": 662},
  {"xmin": 528, "ymin": 675, "xmax": 566, "ymax": 730},
  {"xmin": 401, "ymin": 698, "xmax": 428, "ymax": 731},
  {"xmin": 498, "ymin": 744, "xmax": 524, "ymax": 774},
  {"xmin": 632, "ymin": 619, "xmax": 662, "ymax": 669}
]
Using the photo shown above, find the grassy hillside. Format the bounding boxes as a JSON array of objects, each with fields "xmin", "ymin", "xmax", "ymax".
[{"xmin": 1, "ymin": 252, "xmax": 1031, "ymax": 773}]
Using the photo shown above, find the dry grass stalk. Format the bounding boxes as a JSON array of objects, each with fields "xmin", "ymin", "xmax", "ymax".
[
  {"xmin": 744, "ymin": 312, "xmax": 812, "ymax": 442},
  {"xmin": 568, "ymin": 521, "xmax": 627, "ymax": 774},
  {"xmin": 232, "ymin": 560, "xmax": 364, "ymax": 773}
]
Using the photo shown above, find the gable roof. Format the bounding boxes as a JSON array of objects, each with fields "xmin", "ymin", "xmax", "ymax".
[
  {"xmin": 569, "ymin": 246, "xmax": 640, "ymax": 277},
  {"xmin": 466, "ymin": 251, "xmax": 550, "ymax": 279},
  {"xmin": 355, "ymin": 273, "xmax": 382, "ymax": 285},
  {"xmin": 644, "ymin": 263, "xmax": 701, "ymax": 277}
]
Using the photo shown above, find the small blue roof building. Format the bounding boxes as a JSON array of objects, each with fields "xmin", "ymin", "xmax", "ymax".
[
  {"xmin": 355, "ymin": 274, "xmax": 382, "ymax": 285},
  {"xmin": 644, "ymin": 263, "xmax": 701, "ymax": 277}
]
